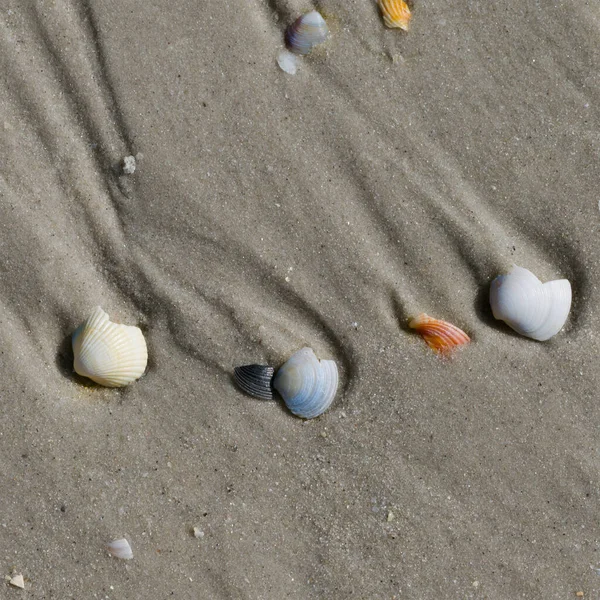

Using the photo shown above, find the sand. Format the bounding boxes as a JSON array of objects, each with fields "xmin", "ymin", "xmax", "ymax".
[{"xmin": 0, "ymin": 0, "xmax": 599, "ymax": 597}]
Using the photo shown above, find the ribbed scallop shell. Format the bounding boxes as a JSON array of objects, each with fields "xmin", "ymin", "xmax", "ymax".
[
  {"xmin": 378, "ymin": 0, "xmax": 412, "ymax": 30},
  {"xmin": 409, "ymin": 313, "xmax": 470, "ymax": 354},
  {"xmin": 72, "ymin": 306, "xmax": 148, "ymax": 387},
  {"xmin": 285, "ymin": 11, "xmax": 329, "ymax": 55},
  {"xmin": 489, "ymin": 265, "xmax": 572, "ymax": 341},
  {"xmin": 233, "ymin": 364, "xmax": 275, "ymax": 400},
  {"xmin": 273, "ymin": 347, "xmax": 338, "ymax": 419}
]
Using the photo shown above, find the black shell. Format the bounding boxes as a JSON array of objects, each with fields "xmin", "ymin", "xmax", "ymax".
[{"xmin": 233, "ymin": 364, "xmax": 275, "ymax": 401}]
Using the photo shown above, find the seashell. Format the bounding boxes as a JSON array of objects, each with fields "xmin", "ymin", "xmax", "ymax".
[
  {"xmin": 72, "ymin": 306, "xmax": 148, "ymax": 387},
  {"xmin": 277, "ymin": 50, "xmax": 298, "ymax": 75},
  {"xmin": 408, "ymin": 313, "xmax": 470, "ymax": 354},
  {"xmin": 489, "ymin": 265, "xmax": 571, "ymax": 341},
  {"xmin": 378, "ymin": 0, "xmax": 412, "ymax": 30},
  {"xmin": 233, "ymin": 364, "xmax": 275, "ymax": 400},
  {"xmin": 273, "ymin": 347, "xmax": 338, "ymax": 419},
  {"xmin": 234, "ymin": 348, "xmax": 338, "ymax": 419},
  {"xmin": 9, "ymin": 574, "xmax": 25, "ymax": 589},
  {"xmin": 106, "ymin": 538, "xmax": 133, "ymax": 560},
  {"xmin": 285, "ymin": 11, "xmax": 329, "ymax": 56}
]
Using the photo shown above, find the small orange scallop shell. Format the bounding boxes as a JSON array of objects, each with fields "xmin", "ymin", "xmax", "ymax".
[
  {"xmin": 378, "ymin": 0, "xmax": 412, "ymax": 30},
  {"xmin": 408, "ymin": 313, "xmax": 470, "ymax": 354}
]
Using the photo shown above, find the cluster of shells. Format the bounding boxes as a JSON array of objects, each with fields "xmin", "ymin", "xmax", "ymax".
[
  {"xmin": 277, "ymin": 2, "xmax": 412, "ymax": 75},
  {"xmin": 72, "ymin": 264, "xmax": 572, "ymax": 420},
  {"xmin": 68, "ymin": 13, "xmax": 573, "ymax": 423},
  {"xmin": 232, "ymin": 266, "xmax": 572, "ymax": 419}
]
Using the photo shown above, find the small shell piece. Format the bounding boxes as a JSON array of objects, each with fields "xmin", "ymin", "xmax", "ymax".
[
  {"xmin": 122, "ymin": 155, "xmax": 136, "ymax": 175},
  {"xmin": 277, "ymin": 50, "xmax": 299, "ymax": 75},
  {"xmin": 72, "ymin": 306, "xmax": 148, "ymax": 387},
  {"xmin": 489, "ymin": 265, "xmax": 572, "ymax": 341},
  {"xmin": 106, "ymin": 538, "xmax": 133, "ymax": 560},
  {"xmin": 408, "ymin": 313, "xmax": 470, "ymax": 354},
  {"xmin": 273, "ymin": 347, "xmax": 338, "ymax": 419},
  {"xmin": 285, "ymin": 11, "xmax": 329, "ymax": 55},
  {"xmin": 378, "ymin": 0, "xmax": 412, "ymax": 30},
  {"xmin": 233, "ymin": 364, "xmax": 275, "ymax": 400},
  {"xmin": 9, "ymin": 574, "xmax": 25, "ymax": 589}
]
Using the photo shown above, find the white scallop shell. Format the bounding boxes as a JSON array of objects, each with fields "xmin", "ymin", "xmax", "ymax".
[
  {"xmin": 285, "ymin": 11, "xmax": 329, "ymax": 56},
  {"xmin": 106, "ymin": 538, "xmax": 133, "ymax": 560},
  {"xmin": 489, "ymin": 265, "xmax": 572, "ymax": 341},
  {"xmin": 72, "ymin": 306, "xmax": 148, "ymax": 387},
  {"xmin": 273, "ymin": 347, "xmax": 338, "ymax": 419}
]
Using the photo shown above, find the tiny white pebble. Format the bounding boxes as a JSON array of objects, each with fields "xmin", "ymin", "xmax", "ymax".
[{"xmin": 193, "ymin": 527, "xmax": 205, "ymax": 538}]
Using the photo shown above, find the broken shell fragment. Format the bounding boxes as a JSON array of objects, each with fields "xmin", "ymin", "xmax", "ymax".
[
  {"xmin": 72, "ymin": 306, "xmax": 148, "ymax": 387},
  {"xmin": 233, "ymin": 365, "xmax": 275, "ymax": 400},
  {"xmin": 285, "ymin": 11, "xmax": 329, "ymax": 55},
  {"xmin": 106, "ymin": 538, "xmax": 133, "ymax": 560},
  {"xmin": 378, "ymin": 0, "xmax": 412, "ymax": 30},
  {"xmin": 408, "ymin": 313, "xmax": 470, "ymax": 354},
  {"xmin": 489, "ymin": 265, "xmax": 572, "ymax": 341},
  {"xmin": 9, "ymin": 574, "xmax": 25, "ymax": 589},
  {"xmin": 234, "ymin": 348, "xmax": 338, "ymax": 419},
  {"xmin": 277, "ymin": 50, "xmax": 298, "ymax": 75},
  {"xmin": 122, "ymin": 155, "xmax": 136, "ymax": 175}
]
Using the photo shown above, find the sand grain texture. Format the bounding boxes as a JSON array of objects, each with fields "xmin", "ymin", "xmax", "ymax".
[{"xmin": 1, "ymin": 0, "xmax": 599, "ymax": 598}]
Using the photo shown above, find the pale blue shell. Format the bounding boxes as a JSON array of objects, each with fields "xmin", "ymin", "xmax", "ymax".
[
  {"xmin": 285, "ymin": 11, "xmax": 329, "ymax": 56},
  {"xmin": 273, "ymin": 347, "xmax": 338, "ymax": 419}
]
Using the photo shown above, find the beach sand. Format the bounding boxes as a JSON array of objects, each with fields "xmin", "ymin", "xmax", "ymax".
[{"xmin": 1, "ymin": 0, "xmax": 599, "ymax": 597}]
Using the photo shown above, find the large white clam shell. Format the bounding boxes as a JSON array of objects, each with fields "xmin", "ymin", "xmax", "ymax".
[
  {"xmin": 72, "ymin": 306, "xmax": 148, "ymax": 387},
  {"xmin": 273, "ymin": 347, "xmax": 338, "ymax": 419},
  {"xmin": 489, "ymin": 265, "xmax": 572, "ymax": 341},
  {"xmin": 285, "ymin": 11, "xmax": 329, "ymax": 56}
]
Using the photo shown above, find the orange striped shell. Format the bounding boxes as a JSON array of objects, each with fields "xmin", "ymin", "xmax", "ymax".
[
  {"xmin": 408, "ymin": 313, "xmax": 470, "ymax": 354},
  {"xmin": 378, "ymin": 0, "xmax": 412, "ymax": 30}
]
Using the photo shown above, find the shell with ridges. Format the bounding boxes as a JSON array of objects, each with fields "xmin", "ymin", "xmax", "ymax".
[
  {"xmin": 378, "ymin": 0, "xmax": 412, "ymax": 30},
  {"xmin": 489, "ymin": 265, "xmax": 571, "ymax": 341},
  {"xmin": 72, "ymin": 306, "xmax": 148, "ymax": 387},
  {"xmin": 409, "ymin": 313, "xmax": 470, "ymax": 354},
  {"xmin": 273, "ymin": 347, "xmax": 338, "ymax": 419},
  {"xmin": 285, "ymin": 11, "xmax": 329, "ymax": 55},
  {"xmin": 233, "ymin": 364, "xmax": 275, "ymax": 400}
]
